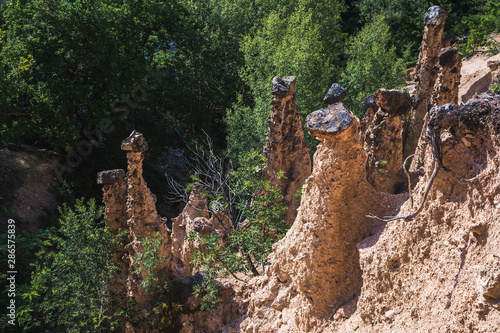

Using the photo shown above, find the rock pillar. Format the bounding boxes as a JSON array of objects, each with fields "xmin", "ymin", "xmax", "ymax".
[
  {"xmin": 171, "ymin": 188, "xmax": 209, "ymax": 278},
  {"xmin": 263, "ymin": 76, "xmax": 311, "ymax": 225},
  {"xmin": 242, "ymin": 103, "xmax": 401, "ymax": 332},
  {"xmin": 97, "ymin": 169, "xmax": 128, "ymax": 311},
  {"xmin": 364, "ymin": 89, "xmax": 411, "ymax": 193},
  {"xmin": 121, "ymin": 131, "xmax": 171, "ymax": 308},
  {"xmin": 403, "ymin": 6, "xmax": 448, "ymax": 159}
]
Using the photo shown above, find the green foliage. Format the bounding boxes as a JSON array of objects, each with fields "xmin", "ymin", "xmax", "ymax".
[
  {"xmin": 492, "ymin": 84, "xmax": 500, "ymax": 94},
  {"xmin": 459, "ymin": 0, "xmax": 500, "ymax": 55},
  {"xmin": 0, "ymin": 229, "xmax": 51, "ymax": 332},
  {"xmin": 0, "ymin": 0, "xmax": 185, "ymax": 151},
  {"xmin": 148, "ymin": 298, "xmax": 182, "ymax": 331},
  {"xmin": 17, "ymin": 198, "xmax": 123, "ymax": 332},
  {"xmin": 134, "ymin": 232, "xmax": 167, "ymax": 294},
  {"xmin": 186, "ymin": 150, "xmax": 287, "ymax": 310},
  {"xmin": 341, "ymin": 15, "xmax": 406, "ymax": 116},
  {"xmin": 226, "ymin": 0, "xmax": 346, "ymax": 156},
  {"xmin": 355, "ymin": 0, "xmax": 489, "ymax": 64}
]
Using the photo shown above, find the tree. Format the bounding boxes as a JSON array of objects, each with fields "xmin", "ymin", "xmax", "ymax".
[
  {"xmin": 18, "ymin": 199, "xmax": 122, "ymax": 332},
  {"xmin": 0, "ymin": 0, "xmax": 189, "ymax": 151},
  {"xmin": 168, "ymin": 142, "xmax": 287, "ymax": 310},
  {"xmin": 460, "ymin": 0, "xmax": 500, "ymax": 55},
  {"xmin": 354, "ymin": 0, "xmax": 489, "ymax": 64},
  {"xmin": 226, "ymin": 0, "xmax": 346, "ymax": 156},
  {"xmin": 340, "ymin": 15, "xmax": 406, "ymax": 116}
]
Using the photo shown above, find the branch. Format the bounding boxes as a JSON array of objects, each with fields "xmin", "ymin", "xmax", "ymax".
[
  {"xmin": 367, "ymin": 121, "xmax": 442, "ymax": 222},
  {"xmin": 403, "ymin": 154, "xmax": 415, "ymax": 208},
  {"xmin": 366, "ymin": 159, "xmax": 438, "ymax": 222}
]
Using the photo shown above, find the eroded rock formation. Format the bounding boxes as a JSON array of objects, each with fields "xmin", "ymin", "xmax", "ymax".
[
  {"xmin": 410, "ymin": 44, "xmax": 464, "ymax": 172},
  {"xmin": 98, "ymin": 131, "xmax": 173, "ymax": 331},
  {"xmin": 121, "ymin": 131, "xmax": 172, "ymax": 309},
  {"xmin": 242, "ymin": 103, "xmax": 404, "ymax": 332},
  {"xmin": 430, "ymin": 46, "xmax": 463, "ymax": 107},
  {"xmin": 263, "ymin": 76, "xmax": 311, "ymax": 224},
  {"xmin": 97, "ymin": 169, "xmax": 128, "ymax": 311},
  {"xmin": 403, "ymin": 6, "xmax": 448, "ymax": 159},
  {"xmin": 363, "ymin": 89, "xmax": 411, "ymax": 193},
  {"xmin": 333, "ymin": 93, "xmax": 500, "ymax": 332},
  {"xmin": 171, "ymin": 188, "xmax": 209, "ymax": 278}
]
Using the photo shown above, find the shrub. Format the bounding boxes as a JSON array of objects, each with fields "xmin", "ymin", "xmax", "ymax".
[{"xmin": 18, "ymin": 199, "xmax": 123, "ymax": 332}]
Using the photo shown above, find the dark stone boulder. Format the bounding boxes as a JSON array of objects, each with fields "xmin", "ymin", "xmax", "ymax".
[
  {"xmin": 424, "ymin": 6, "xmax": 447, "ymax": 26},
  {"xmin": 374, "ymin": 89, "xmax": 412, "ymax": 115},
  {"xmin": 271, "ymin": 76, "xmax": 296, "ymax": 96},
  {"xmin": 323, "ymin": 83, "xmax": 347, "ymax": 104},
  {"xmin": 306, "ymin": 103, "xmax": 355, "ymax": 137},
  {"xmin": 121, "ymin": 130, "xmax": 149, "ymax": 152}
]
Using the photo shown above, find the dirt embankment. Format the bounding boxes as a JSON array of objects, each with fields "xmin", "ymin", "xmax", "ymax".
[
  {"xmin": 459, "ymin": 33, "xmax": 500, "ymax": 103},
  {"xmin": 0, "ymin": 147, "xmax": 59, "ymax": 231}
]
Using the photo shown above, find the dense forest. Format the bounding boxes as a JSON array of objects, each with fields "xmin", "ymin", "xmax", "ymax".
[{"xmin": 1, "ymin": 0, "xmax": 499, "ymax": 331}]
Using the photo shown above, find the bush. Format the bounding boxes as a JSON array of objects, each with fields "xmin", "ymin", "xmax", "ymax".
[{"xmin": 18, "ymin": 199, "xmax": 123, "ymax": 332}]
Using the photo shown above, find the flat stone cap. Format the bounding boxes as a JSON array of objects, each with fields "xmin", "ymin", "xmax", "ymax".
[
  {"xmin": 374, "ymin": 89, "xmax": 411, "ymax": 114},
  {"xmin": 424, "ymin": 6, "xmax": 447, "ymax": 26},
  {"xmin": 438, "ymin": 46, "xmax": 460, "ymax": 66},
  {"xmin": 271, "ymin": 76, "xmax": 296, "ymax": 96},
  {"xmin": 97, "ymin": 169, "xmax": 126, "ymax": 184},
  {"xmin": 364, "ymin": 95, "xmax": 377, "ymax": 109},
  {"xmin": 306, "ymin": 103, "xmax": 355, "ymax": 137},
  {"xmin": 121, "ymin": 130, "xmax": 148, "ymax": 152},
  {"xmin": 324, "ymin": 83, "xmax": 347, "ymax": 104}
]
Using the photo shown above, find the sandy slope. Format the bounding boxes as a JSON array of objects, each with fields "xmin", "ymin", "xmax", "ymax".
[{"xmin": 459, "ymin": 33, "xmax": 500, "ymax": 102}]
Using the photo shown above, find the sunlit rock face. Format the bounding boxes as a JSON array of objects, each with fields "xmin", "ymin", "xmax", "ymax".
[
  {"xmin": 404, "ymin": 6, "xmax": 448, "ymax": 160},
  {"xmin": 263, "ymin": 76, "xmax": 311, "ymax": 225},
  {"xmin": 242, "ymin": 102, "xmax": 402, "ymax": 333}
]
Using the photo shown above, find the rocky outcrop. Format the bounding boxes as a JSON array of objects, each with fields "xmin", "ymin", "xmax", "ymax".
[
  {"xmin": 403, "ymin": 6, "xmax": 448, "ymax": 159},
  {"xmin": 430, "ymin": 46, "xmax": 463, "ymax": 107},
  {"xmin": 242, "ymin": 103, "xmax": 404, "ymax": 332},
  {"xmin": 171, "ymin": 188, "xmax": 209, "ymax": 278},
  {"xmin": 97, "ymin": 169, "xmax": 129, "ymax": 311},
  {"xmin": 0, "ymin": 147, "xmax": 59, "ymax": 231},
  {"xmin": 333, "ymin": 93, "xmax": 500, "ymax": 332},
  {"xmin": 97, "ymin": 131, "xmax": 173, "ymax": 332},
  {"xmin": 263, "ymin": 76, "xmax": 311, "ymax": 225},
  {"xmin": 410, "ymin": 45, "xmax": 464, "ymax": 172},
  {"xmin": 364, "ymin": 89, "xmax": 411, "ymax": 193},
  {"xmin": 120, "ymin": 131, "xmax": 172, "ymax": 309}
]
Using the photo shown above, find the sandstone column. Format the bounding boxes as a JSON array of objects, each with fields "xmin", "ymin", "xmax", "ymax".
[
  {"xmin": 243, "ymin": 103, "xmax": 401, "ymax": 332},
  {"xmin": 170, "ymin": 188, "xmax": 209, "ymax": 278},
  {"xmin": 263, "ymin": 76, "xmax": 311, "ymax": 225},
  {"xmin": 121, "ymin": 130, "xmax": 171, "ymax": 308},
  {"xmin": 364, "ymin": 89, "xmax": 411, "ymax": 193},
  {"xmin": 403, "ymin": 6, "xmax": 448, "ymax": 159},
  {"xmin": 97, "ymin": 169, "xmax": 129, "ymax": 311},
  {"xmin": 431, "ymin": 46, "xmax": 463, "ymax": 107}
]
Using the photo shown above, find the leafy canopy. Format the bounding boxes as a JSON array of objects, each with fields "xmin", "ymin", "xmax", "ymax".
[
  {"xmin": 341, "ymin": 15, "xmax": 406, "ymax": 116},
  {"xmin": 226, "ymin": 0, "xmax": 346, "ymax": 157}
]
